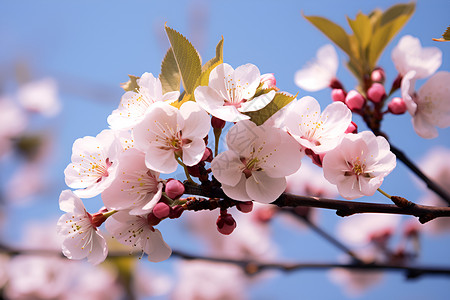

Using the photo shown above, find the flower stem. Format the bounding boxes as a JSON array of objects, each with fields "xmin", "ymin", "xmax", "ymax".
[
  {"xmin": 175, "ymin": 155, "xmax": 195, "ymax": 184},
  {"xmin": 213, "ymin": 128, "xmax": 222, "ymax": 157},
  {"xmin": 103, "ymin": 210, "xmax": 118, "ymax": 218},
  {"xmin": 377, "ymin": 188, "xmax": 392, "ymax": 199}
]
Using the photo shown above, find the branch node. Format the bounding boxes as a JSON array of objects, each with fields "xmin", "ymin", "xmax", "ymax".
[
  {"xmin": 391, "ymin": 196, "xmax": 414, "ymax": 208},
  {"xmin": 418, "ymin": 214, "xmax": 436, "ymax": 224},
  {"xmin": 336, "ymin": 209, "xmax": 354, "ymax": 217}
]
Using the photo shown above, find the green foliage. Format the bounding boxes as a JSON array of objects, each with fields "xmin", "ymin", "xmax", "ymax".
[
  {"xmin": 120, "ymin": 75, "xmax": 140, "ymax": 92},
  {"xmin": 164, "ymin": 25, "xmax": 202, "ymax": 95},
  {"xmin": 245, "ymin": 92, "xmax": 297, "ymax": 126},
  {"xmin": 198, "ymin": 37, "xmax": 224, "ymax": 87},
  {"xmin": 159, "ymin": 47, "xmax": 181, "ymax": 94},
  {"xmin": 304, "ymin": 2, "xmax": 415, "ymax": 88},
  {"xmin": 433, "ymin": 26, "xmax": 450, "ymax": 42}
]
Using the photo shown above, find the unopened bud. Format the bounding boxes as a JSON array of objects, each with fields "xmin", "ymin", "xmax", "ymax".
[
  {"xmin": 367, "ymin": 83, "xmax": 386, "ymax": 103},
  {"xmin": 254, "ymin": 207, "xmax": 275, "ymax": 223},
  {"xmin": 165, "ymin": 179, "xmax": 185, "ymax": 199},
  {"xmin": 345, "ymin": 121, "xmax": 358, "ymax": 134},
  {"xmin": 211, "ymin": 116, "xmax": 226, "ymax": 129},
  {"xmin": 329, "ymin": 78, "xmax": 343, "ymax": 90},
  {"xmin": 147, "ymin": 212, "xmax": 161, "ymax": 226},
  {"xmin": 236, "ymin": 201, "xmax": 253, "ymax": 213},
  {"xmin": 371, "ymin": 68, "xmax": 385, "ymax": 83},
  {"xmin": 345, "ymin": 90, "xmax": 365, "ymax": 111},
  {"xmin": 216, "ymin": 210, "xmax": 237, "ymax": 235},
  {"xmin": 152, "ymin": 202, "xmax": 171, "ymax": 219},
  {"xmin": 202, "ymin": 147, "xmax": 213, "ymax": 163},
  {"xmin": 331, "ymin": 89, "xmax": 346, "ymax": 102},
  {"xmin": 169, "ymin": 205, "xmax": 184, "ymax": 219},
  {"xmin": 260, "ymin": 73, "xmax": 278, "ymax": 90},
  {"xmin": 388, "ymin": 97, "xmax": 407, "ymax": 115},
  {"xmin": 391, "ymin": 74, "xmax": 403, "ymax": 92}
]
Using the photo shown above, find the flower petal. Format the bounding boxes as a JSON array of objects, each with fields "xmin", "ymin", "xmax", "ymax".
[{"xmin": 246, "ymin": 172, "xmax": 286, "ymax": 203}]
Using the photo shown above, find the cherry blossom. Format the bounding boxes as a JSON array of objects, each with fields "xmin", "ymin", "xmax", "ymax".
[
  {"xmin": 401, "ymin": 70, "xmax": 450, "ymax": 139},
  {"xmin": 294, "ymin": 44, "xmax": 338, "ymax": 92},
  {"xmin": 0, "ymin": 97, "xmax": 27, "ymax": 158},
  {"xmin": 64, "ymin": 129, "xmax": 122, "ymax": 198},
  {"xmin": 391, "ymin": 35, "xmax": 442, "ymax": 79},
  {"xmin": 322, "ymin": 131, "xmax": 396, "ymax": 200},
  {"xmin": 133, "ymin": 101, "xmax": 210, "ymax": 174},
  {"xmin": 105, "ymin": 211, "xmax": 172, "ymax": 262},
  {"xmin": 17, "ymin": 78, "xmax": 61, "ymax": 116},
  {"xmin": 284, "ymin": 96, "xmax": 352, "ymax": 154},
  {"xmin": 194, "ymin": 63, "xmax": 276, "ymax": 122},
  {"xmin": 211, "ymin": 120, "xmax": 303, "ymax": 203},
  {"xmin": 101, "ymin": 148, "xmax": 163, "ymax": 215},
  {"xmin": 56, "ymin": 190, "xmax": 108, "ymax": 265},
  {"xmin": 107, "ymin": 72, "xmax": 180, "ymax": 130}
]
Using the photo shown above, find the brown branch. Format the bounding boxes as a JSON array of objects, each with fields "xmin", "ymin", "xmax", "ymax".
[
  {"xmin": 1, "ymin": 244, "xmax": 449, "ymax": 279},
  {"xmin": 183, "ymin": 183, "xmax": 450, "ymax": 224}
]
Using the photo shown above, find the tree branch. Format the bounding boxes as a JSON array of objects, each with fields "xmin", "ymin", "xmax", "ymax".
[{"xmin": 183, "ymin": 184, "xmax": 450, "ymax": 224}]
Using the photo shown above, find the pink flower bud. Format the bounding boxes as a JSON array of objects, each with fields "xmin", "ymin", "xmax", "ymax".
[
  {"xmin": 152, "ymin": 202, "xmax": 171, "ymax": 219},
  {"xmin": 236, "ymin": 201, "xmax": 253, "ymax": 213},
  {"xmin": 202, "ymin": 147, "xmax": 213, "ymax": 162},
  {"xmin": 387, "ymin": 97, "xmax": 407, "ymax": 115},
  {"xmin": 260, "ymin": 73, "xmax": 278, "ymax": 90},
  {"xmin": 169, "ymin": 205, "xmax": 184, "ymax": 219},
  {"xmin": 331, "ymin": 89, "xmax": 345, "ymax": 102},
  {"xmin": 211, "ymin": 116, "xmax": 226, "ymax": 129},
  {"xmin": 147, "ymin": 212, "xmax": 161, "ymax": 226},
  {"xmin": 329, "ymin": 78, "xmax": 343, "ymax": 90},
  {"xmin": 165, "ymin": 179, "xmax": 185, "ymax": 199},
  {"xmin": 367, "ymin": 83, "xmax": 386, "ymax": 103},
  {"xmin": 371, "ymin": 68, "xmax": 385, "ymax": 83},
  {"xmin": 345, "ymin": 121, "xmax": 358, "ymax": 134},
  {"xmin": 216, "ymin": 210, "xmax": 237, "ymax": 235},
  {"xmin": 345, "ymin": 90, "xmax": 365, "ymax": 111}
]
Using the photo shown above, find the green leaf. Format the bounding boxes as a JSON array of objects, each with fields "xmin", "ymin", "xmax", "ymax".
[
  {"xmin": 347, "ymin": 12, "xmax": 372, "ymax": 52},
  {"xmin": 433, "ymin": 26, "xmax": 450, "ymax": 42},
  {"xmin": 159, "ymin": 47, "xmax": 181, "ymax": 94},
  {"xmin": 368, "ymin": 2, "xmax": 415, "ymax": 67},
  {"xmin": 303, "ymin": 14, "xmax": 353, "ymax": 57},
  {"xmin": 197, "ymin": 37, "xmax": 224, "ymax": 87},
  {"xmin": 245, "ymin": 92, "xmax": 296, "ymax": 126},
  {"xmin": 120, "ymin": 75, "xmax": 140, "ymax": 92},
  {"xmin": 165, "ymin": 25, "xmax": 202, "ymax": 95}
]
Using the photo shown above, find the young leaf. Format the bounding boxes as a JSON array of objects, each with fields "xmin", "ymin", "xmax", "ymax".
[
  {"xmin": 159, "ymin": 47, "xmax": 181, "ymax": 94},
  {"xmin": 120, "ymin": 75, "xmax": 140, "ymax": 92},
  {"xmin": 197, "ymin": 37, "xmax": 224, "ymax": 87},
  {"xmin": 433, "ymin": 26, "xmax": 450, "ymax": 42},
  {"xmin": 303, "ymin": 14, "xmax": 353, "ymax": 57},
  {"xmin": 347, "ymin": 12, "xmax": 372, "ymax": 52},
  {"xmin": 165, "ymin": 25, "xmax": 202, "ymax": 95},
  {"xmin": 245, "ymin": 92, "xmax": 296, "ymax": 126},
  {"xmin": 368, "ymin": 2, "xmax": 415, "ymax": 67}
]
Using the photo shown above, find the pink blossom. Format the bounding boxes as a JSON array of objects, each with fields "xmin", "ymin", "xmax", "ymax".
[
  {"xmin": 294, "ymin": 44, "xmax": 338, "ymax": 91},
  {"xmin": 107, "ymin": 72, "xmax": 180, "ymax": 130},
  {"xmin": 17, "ymin": 78, "xmax": 61, "ymax": 116},
  {"xmin": 284, "ymin": 96, "xmax": 352, "ymax": 154},
  {"xmin": 260, "ymin": 73, "xmax": 278, "ymax": 90},
  {"xmin": 56, "ymin": 190, "xmax": 108, "ymax": 265},
  {"xmin": 194, "ymin": 63, "xmax": 276, "ymax": 122},
  {"xmin": 0, "ymin": 97, "xmax": 27, "ymax": 158},
  {"xmin": 322, "ymin": 131, "xmax": 396, "ymax": 200},
  {"xmin": 211, "ymin": 120, "xmax": 303, "ymax": 203},
  {"xmin": 101, "ymin": 148, "xmax": 163, "ymax": 215},
  {"xmin": 64, "ymin": 129, "xmax": 122, "ymax": 198},
  {"xmin": 392, "ymin": 35, "xmax": 442, "ymax": 79},
  {"xmin": 133, "ymin": 101, "xmax": 210, "ymax": 173},
  {"xmin": 401, "ymin": 70, "xmax": 450, "ymax": 139},
  {"xmin": 105, "ymin": 211, "xmax": 172, "ymax": 262}
]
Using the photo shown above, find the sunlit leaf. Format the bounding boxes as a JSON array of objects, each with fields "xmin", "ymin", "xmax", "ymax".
[
  {"xmin": 165, "ymin": 25, "xmax": 202, "ymax": 95},
  {"xmin": 347, "ymin": 12, "xmax": 372, "ymax": 51},
  {"xmin": 120, "ymin": 75, "xmax": 140, "ymax": 92},
  {"xmin": 197, "ymin": 37, "xmax": 224, "ymax": 87},
  {"xmin": 159, "ymin": 47, "xmax": 181, "ymax": 94},
  {"xmin": 245, "ymin": 92, "xmax": 296, "ymax": 126}
]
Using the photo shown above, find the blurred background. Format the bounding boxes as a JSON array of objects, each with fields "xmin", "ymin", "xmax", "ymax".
[{"xmin": 0, "ymin": 0, "xmax": 449, "ymax": 299}]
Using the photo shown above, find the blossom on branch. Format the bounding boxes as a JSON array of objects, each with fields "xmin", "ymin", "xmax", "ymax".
[
  {"xmin": 105, "ymin": 211, "xmax": 172, "ymax": 262},
  {"xmin": 322, "ymin": 131, "xmax": 396, "ymax": 200},
  {"xmin": 211, "ymin": 120, "xmax": 303, "ymax": 203},
  {"xmin": 107, "ymin": 72, "xmax": 180, "ymax": 130},
  {"xmin": 294, "ymin": 44, "xmax": 338, "ymax": 91},
  {"xmin": 194, "ymin": 63, "xmax": 276, "ymax": 122},
  {"xmin": 401, "ymin": 70, "xmax": 450, "ymax": 139},
  {"xmin": 392, "ymin": 35, "xmax": 442, "ymax": 80},
  {"xmin": 64, "ymin": 129, "xmax": 122, "ymax": 198},
  {"xmin": 56, "ymin": 190, "xmax": 108, "ymax": 265},
  {"xmin": 284, "ymin": 96, "xmax": 352, "ymax": 154},
  {"xmin": 133, "ymin": 101, "xmax": 210, "ymax": 173}
]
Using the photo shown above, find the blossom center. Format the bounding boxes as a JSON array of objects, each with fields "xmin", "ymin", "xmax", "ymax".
[{"xmin": 241, "ymin": 157, "xmax": 261, "ymax": 178}]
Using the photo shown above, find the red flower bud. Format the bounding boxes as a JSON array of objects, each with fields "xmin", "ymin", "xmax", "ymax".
[
  {"xmin": 388, "ymin": 97, "xmax": 407, "ymax": 115},
  {"xmin": 367, "ymin": 83, "xmax": 386, "ymax": 103},
  {"xmin": 147, "ymin": 212, "xmax": 161, "ymax": 226},
  {"xmin": 216, "ymin": 211, "xmax": 237, "ymax": 235},
  {"xmin": 345, "ymin": 121, "xmax": 358, "ymax": 134},
  {"xmin": 331, "ymin": 89, "xmax": 346, "ymax": 102},
  {"xmin": 236, "ymin": 201, "xmax": 253, "ymax": 213},
  {"xmin": 345, "ymin": 90, "xmax": 365, "ymax": 111},
  {"xmin": 371, "ymin": 68, "xmax": 385, "ymax": 83},
  {"xmin": 152, "ymin": 202, "xmax": 171, "ymax": 219},
  {"xmin": 211, "ymin": 116, "xmax": 226, "ymax": 129},
  {"xmin": 169, "ymin": 205, "xmax": 184, "ymax": 219},
  {"xmin": 165, "ymin": 179, "xmax": 185, "ymax": 199}
]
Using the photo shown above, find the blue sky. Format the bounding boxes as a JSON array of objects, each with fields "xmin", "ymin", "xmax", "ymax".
[{"xmin": 1, "ymin": 0, "xmax": 450, "ymax": 299}]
